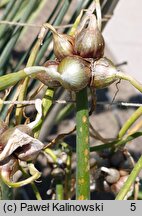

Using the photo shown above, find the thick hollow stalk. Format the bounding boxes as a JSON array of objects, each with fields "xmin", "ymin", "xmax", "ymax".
[
  {"xmin": 115, "ymin": 156, "xmax": 142, "ymax": 200},
  {"xmin": 0, "ymin": 66, "xmax": 57, "ymax": 92},
  {"xmin": 0, "ymin": 70, "xmax": 27, "ymax": 91},
  {"xmin": 76, "ymin": 87, "xmax": 90, "ymax": 200}
]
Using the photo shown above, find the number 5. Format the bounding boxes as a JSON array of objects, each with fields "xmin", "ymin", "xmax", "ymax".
[{"xmin": 130, "ymin": 203, "xmax": 136, "ymax": 211}]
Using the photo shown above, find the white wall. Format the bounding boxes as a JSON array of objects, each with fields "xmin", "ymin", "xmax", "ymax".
[{"xmin": 103, "ymin": 0, "xmax": 142, "ymax": 83}]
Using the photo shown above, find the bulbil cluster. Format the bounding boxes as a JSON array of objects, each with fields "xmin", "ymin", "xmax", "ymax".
[{"xmin": 35, "ymin": 13, "xmax": 119, "ymax": 91}]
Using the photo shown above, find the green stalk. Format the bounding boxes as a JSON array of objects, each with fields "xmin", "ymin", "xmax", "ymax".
[
  {"xmin": 118, "ymin": 107, "xmax": 142, "ymax": 138},
  {"xmin": 56, "ymin": 184, "xmax": 64, "ymax": 200},
  {"xmin": 0, "ymin": 66, "xmax": 54, "ymax": 91},
  {"xmin": 0, "ymin": 70, "xmax": 27, "ymax": 91},
  {"xmin": 76, "ymin": 87, "xmax": 90, "ymax": 200},
  {"xmin": 115, "ymin": 156, "xmax": 142, "ymax": 200},
  {"xmin": 0, "ymin": 171, "xmax": 41, "ymax": 188},
  {"xmin": 116, "ymin": 72, "xmax": 142, "ymax": 93},
  {"xmin": 64, "ymin": 159, "xmax": 72, "ymax": 199},
  {"xmin": 90, "ymin": 131, "xmax": 142, "ymax": 152},
  {"xmin": 44, "ymin": 148, "xmax": 58, "ymax": 163},
  {"xmin": 62, "ymin": 142, "xmax": 72, "ymax": 200}
]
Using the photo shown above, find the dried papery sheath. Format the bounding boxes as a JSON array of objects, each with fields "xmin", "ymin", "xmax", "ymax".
[
  {"xmin": 74, "ymin": 14, "xmax": 104, "ymax": 58},
  {"xmin": 15, "ymin": 135, "xmax": 44, "ymax": 161},
  {"xmin": 35, "ymin": 60, "xmax": 61, "ymax": 87},
  {"xmin": 0, "ymin": 125, "xmax": 33, "ymax": 151},
  {"xmin": 57, "ymin": 56, "xmax": 91, "ymax": 91},
  {"xmin": 0, "ymin": 128, "xmax": 44, "ymax": 162},
  {"xmin": 0, "ymin": 156, "xmax": 18, "ymax": 181},
  {"xmin": 91, "ymin": 57, "xmax": 118, "ymax": 88},
  {"xmin": 44, "ymin": 23, "xmax": 75, "ymax": 60}
]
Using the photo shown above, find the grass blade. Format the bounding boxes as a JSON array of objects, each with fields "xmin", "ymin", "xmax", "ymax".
[{"xmin": 0, "ymin": 0, "xmax": 40, "ymax": 71}]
